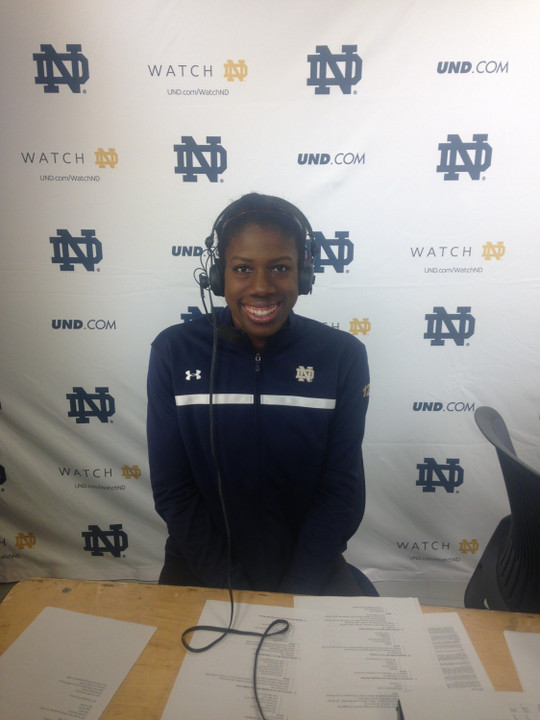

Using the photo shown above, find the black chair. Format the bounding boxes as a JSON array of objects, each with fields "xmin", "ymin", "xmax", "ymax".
[
  {"xmin": 347, "ymin": 563, "xmax": 379, "ymax": 597},
  {"xmin": 464, "ymin": 406, "xmax": 540, "ymax": 612}
]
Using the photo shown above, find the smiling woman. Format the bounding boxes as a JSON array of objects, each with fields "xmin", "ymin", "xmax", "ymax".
[
  {"xmin": 224, "ymin": 225, "xmax": 299, "ymax": 350},
  {"xmin": 146, "ymin": 192, "xmax": 375, "ymax": 597}
]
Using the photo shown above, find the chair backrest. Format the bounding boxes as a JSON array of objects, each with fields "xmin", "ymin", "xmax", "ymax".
[
  {"xmin": 474, "ymin": 407, "xmax": 540, "ymax": 612},
  {"xmin": 474, "ymin": 406, "xmax": 516, "ymax": 456}
]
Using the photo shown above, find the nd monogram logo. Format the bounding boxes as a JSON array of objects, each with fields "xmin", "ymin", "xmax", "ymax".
[
  {"xmin": 416, "ymin": 458, "xmax": 464, "ymax": 493},
  {"xmin": 307, "ymin": 45, "xmax": 362, "ymax": 94},
  {"xmin": 424, "ymin": 306, "xmax": 476, "ymax": 346},
  {"xmin": 15, "ymin": 532, "xmax": 37, "ymax": 550},
  {"xmin": 459, "ymin": 539, "xmax": 480, "ymax": 554},
  {"xmin": 296, "ymin": 366, "xmax": 315, "ymax": 382},
  {"xmin": 66, "ymin": 387, "xmax": 116, "ymax": 424},
  {"xmin": 121, "ymin": 465, "xmax": 142, "ymax": 480},
  {"xmin": 50, "ymin": 229, "xmax": 103, "ymax": 271},
  {"xmin": 224, "ymin": 59, "xmax": 248, "ymax": 81},
  {"xmin": 482, "ymin": 241, "xmax": 506, "ymax": 260},
  {"xmin": 82, "ymin": 524, "xmax": 128, "ymax": 557},
  {"xmin": 173, "ymin": 136, "xmax": 227, "ymax": 182},
  {"xmin": 33, "ymin": 43, "xmax": 89, "ymax": 93},
  {"xmin": 437, "ymin": 133, "xmax": 492, "ymax": 180},
  {"xmin": 349, "ymin": 318, "xmax": 371, "ymax": 336},
  {"xmin": 313, "ymin": 231, "xmax": 354, "ymax": 273},
  {"xmin": 95, "ymin": 148, "xmax": 118, "ymax": 169}
]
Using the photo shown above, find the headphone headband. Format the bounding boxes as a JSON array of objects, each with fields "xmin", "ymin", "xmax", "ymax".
[{"xmin": 217, "ymin": 207, "xmax": 308, "ymax": 243}]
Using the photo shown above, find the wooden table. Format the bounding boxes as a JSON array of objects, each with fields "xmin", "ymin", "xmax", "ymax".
[{"xmin": 1, "ymin": 578, "xmax": 539, "ymax": 719}]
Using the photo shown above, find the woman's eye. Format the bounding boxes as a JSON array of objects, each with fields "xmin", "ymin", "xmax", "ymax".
[
  {"xmin": 272, "ymin": 264, "xmax": 289, "ymax": 273},
  {"xmin": 233, "ymin": 265, "xmax": 251, "ymax": 273}
]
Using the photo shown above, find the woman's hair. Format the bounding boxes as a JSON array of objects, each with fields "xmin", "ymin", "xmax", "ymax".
[{"xmin": 214, "ymin": 193, "xmax": 310, "ymax": 267}]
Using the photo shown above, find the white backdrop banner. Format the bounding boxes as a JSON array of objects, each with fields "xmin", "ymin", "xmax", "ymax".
[{"xmin": 1, "ymin": 0, "xmax": 539, "ymax": 587}]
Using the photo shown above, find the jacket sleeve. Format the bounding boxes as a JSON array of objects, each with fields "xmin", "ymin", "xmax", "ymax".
[
  {"xmin": 146, "ymin": 340, "xmax": 248, "ymax": 588},
  {"xmin": 279, "ymin": 338, "xmax": 369, "ymax": 594}
]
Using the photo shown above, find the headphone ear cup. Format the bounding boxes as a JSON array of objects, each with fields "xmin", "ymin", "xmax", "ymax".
[
  {"xmin": 209, "ymin": 260, "xmax": 225, "ymax": 297},
  {"xmin": 298, "ymin": 263, "xmax": 314, "ymax": 295}
]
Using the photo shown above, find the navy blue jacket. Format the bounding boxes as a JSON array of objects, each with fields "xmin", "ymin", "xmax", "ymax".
[{"xmin": 147, "ymin": 308, "xmax": 369, "ymax": 594}]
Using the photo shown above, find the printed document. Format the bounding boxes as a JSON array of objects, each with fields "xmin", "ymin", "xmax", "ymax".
[
  {"xmin": 398, "ymin": 689, "xmax": 540, "ymax": 720},
  {"xmin": 293, "ymin": 596, "xmax": 446, "ymax": 719},
  {"xmin": 161, "ymin": 598, "xmax": 494, "ymax": 719},
  {"xmin": 0, "ymin": 606, "xmax": 156, "ymax": 720},
  {"xmin": 504, "ymin": 630, "xmax": 540, "ymax": 693},
  {"xmin": 425, "ymin": 612, "xmax": 492, "ymax": 690},
  {"xmin": 160, "ymin": 600, "xmax": 304, "ymax": 720}
]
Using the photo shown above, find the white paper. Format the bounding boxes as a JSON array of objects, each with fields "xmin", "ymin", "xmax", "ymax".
[
  {"xmin": 0, "ymin": 606, "xmax": 156, "ymax": 720},
  {"xmin": 398, "ymin": 689, "xmax": 540, "ymax": 720},
  {"xmin": 162, "ymin": 598, "xmax": 498, "ymax": 720},
  {"xmin": 504, "ymin": 631, "xmax": 540, "ymax": 693},
  {"xmin": 293, "ymin": 595, "xmax": 446, "ymax": 720},
  {"xmin": 425, "ymin": 612, "xmax": 493, "ymax": 690},
  {"xmin": 161, "ymin": 600, "xmax": 304, "ymax": 720}
]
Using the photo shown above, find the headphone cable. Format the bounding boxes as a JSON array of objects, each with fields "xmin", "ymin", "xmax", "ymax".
[{"xmin": 180, "ymin": 290, "xmax": 290, "ymax": 720}]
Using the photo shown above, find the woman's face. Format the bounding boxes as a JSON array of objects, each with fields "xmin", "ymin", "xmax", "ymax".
[{"xmin": 223, "ymin": 223, "xmax": 299, "ymax": 350}]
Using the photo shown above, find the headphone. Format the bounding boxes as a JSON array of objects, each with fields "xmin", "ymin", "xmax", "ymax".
[{"xmin": 199, "ymin": 193, "xmax": 318, "ymax": 297}]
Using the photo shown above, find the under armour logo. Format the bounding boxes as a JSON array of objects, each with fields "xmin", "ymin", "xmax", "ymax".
[
  {"xmin": 50, "ymin": 229, "xmax": 103, "ymax": 271},
  {"xmin": 313, "ymin": 231, "xmax": 354, "ymax": 274},
  {"xmin": 94, "ymin": 148, "xmax": 118, "ymax": 169},
  {"xmin": 66, "ymin": 386, "xmax": 116, "ymax": 424},
  {"xmin": 416, "ymin": 458, "xmax": 464, "ymax": 493},
  {"xmin": 296, "ymin": 366, "xmax": 315, "ymax": 382},
  {"xmin": 424, "ymin": 306, "xmax": 475, "ymax": 346},
  {"xmin": 224, "ymin": 59, "xmax": 248, "ymax": 82},
  {"xmin": 82, "ymin": 524, "xmax": 128, "ymax": 557},
  {"xmin": 437, "ymin": 133, "xmax": 492, "ymax": 180},
  {"xmin": 33, "ymin": 43, "xmax": 89, "ymax": 93},
  {"xmin": 307, "ymin": 45, "xmax": 362, "ymax": 95},
  {"xmin": 185, "ymin": 370, "xmax": 202, "ymax": 380},
  {"xmin": 173, "ymin": 136, "xmax": 227, "ymax": 182}
]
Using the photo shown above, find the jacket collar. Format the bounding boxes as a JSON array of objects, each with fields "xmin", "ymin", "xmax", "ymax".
[{"xmin": 216, "ymin": 306, "xmax": 296, "ymax": 351}]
